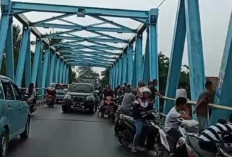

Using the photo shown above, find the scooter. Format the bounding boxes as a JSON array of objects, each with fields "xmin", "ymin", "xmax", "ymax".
[
  {"xmin": 46, "ymin": 94, "xmax": 55, "ymax": 108},
  {"xmin": 156, "ymin": 118, "xmax": 198, "ymax": 157},
  {"xmin": 185, "ymin": 130, "xmax": 232, "ymax": 157},
  {"xmin": 24, "ymin": 94, "xmax": 36, "ymax": 114},
  {"xmin": 98, "ymin": 96, "xmax": 116, "ymax": 118},
  {"xmin": 115, "ymin": 110, "xmax": 161, "ymax": 150}
]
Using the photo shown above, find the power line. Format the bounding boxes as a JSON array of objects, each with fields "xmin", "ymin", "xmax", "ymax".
[{"xmin": 157, "ymin": 0, "xmax": 167, "ymax": 9}]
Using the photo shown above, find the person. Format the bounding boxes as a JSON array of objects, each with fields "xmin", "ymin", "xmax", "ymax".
[
  {"xmin": 119, "ymin": 89, "xmax": 137, "ymax": 116},
  {"xmin": 148, "ymin": 79, "xmax": 161, "ymax": 104},
  {"xmin": 199, "ymin": 114, "xmax": 232, "ymax": 153},
  {"xmin": 26, "ymin": 83, "xmax": 36, "ymax": 104},
  {"xmin": 196, "ymin": 80, "xmax": 213, "ymax": 133},
  {"xmin": 164, "ymin": 97, "xmax": 190, "ymax": 157},
  {"xmin": 131, "ymin": 87, "xmax": 153, "ymax": 152},
  {"xmin": 47, "ymin": 83, "xmax": 57, "ymax": 96},
  {"xmin": 175, "ymin": 82, "xmax": 187, "ymax": 99},
  {"xmin": 114, "ymin": 86, "xmax": 120, "ymax": 98},
  {"xmin": 102, "ymin": 85, "xmax": 114, "ymax": 98},
  {"xmin": 125, "ymin": 84, "xmax": 132, "ymax": 93}
]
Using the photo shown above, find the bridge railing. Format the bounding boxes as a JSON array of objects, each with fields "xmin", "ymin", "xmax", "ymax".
[{"xmin": 20, "ymin": 87, "xmax": 47, "ymax": 105}]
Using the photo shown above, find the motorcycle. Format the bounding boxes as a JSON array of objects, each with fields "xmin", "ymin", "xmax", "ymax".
[
  {"xmin": 156, "ymin": 118, "xmax": 198, "ymax": 157},
  {"xmin": 99, "ymin": 96, "xmax": 117, "ymax": 119},
  {"xmin": 115, "ymin": 110, "xmax": 161, "ymax": 150},
  {"xmin": 46, "ymin": 94, "xmax": 55, "ymax": 108},
  {"xmin": 185, "ymin": 130, "xmax": 232, "ymax": 157},
  {"xmin": 24, "ymin": 94, "xmax": 36, "ymax": 114}
]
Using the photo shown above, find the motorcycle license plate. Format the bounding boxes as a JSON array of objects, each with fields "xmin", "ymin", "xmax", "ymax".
[{"xmin": 224, "ymin": 143, "xmax": 232, "ymax": 148}]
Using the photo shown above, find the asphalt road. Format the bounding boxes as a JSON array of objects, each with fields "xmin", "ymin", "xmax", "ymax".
[{"xmin": 8, "ymin": 105, "xmax": 155, "ymax": 157}]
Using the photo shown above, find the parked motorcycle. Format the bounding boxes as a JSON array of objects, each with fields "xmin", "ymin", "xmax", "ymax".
[
  {"xmin": 46, "ymin": 94, "xmax": 55, "ymax": 108},
  {"xmin": 156, "ymin": 118, "xmax": 198, "ymax": 157},
  {"xmin": 115, "ymin": 110, "xmax": 161, "ymax": 150},
  {"xmin": 185, "ymin": 131, "xmax": 232, "ymax": 157}
]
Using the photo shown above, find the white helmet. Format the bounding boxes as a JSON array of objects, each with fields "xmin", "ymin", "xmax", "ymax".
[
  {"xmin": 139, "ymin": 87, "xmax": 151, "ymax": 94},
  {"xmin": 50, "ymin": 82, "xmax": 55, "ymax": 87}
]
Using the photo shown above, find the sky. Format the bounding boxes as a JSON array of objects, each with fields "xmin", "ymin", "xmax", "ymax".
[{"xmin": 3, "ymin": 0, "xmax": 232, "ymax": 77}]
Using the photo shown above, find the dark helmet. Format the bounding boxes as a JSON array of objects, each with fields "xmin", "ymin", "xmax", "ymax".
[{"xmin": 138, "ymin": 80, "xmax": 145, "ymax": 86}]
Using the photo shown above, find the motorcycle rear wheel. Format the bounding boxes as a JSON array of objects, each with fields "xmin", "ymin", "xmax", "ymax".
[{"xmin": 118, "ymin": 131, "xmax": 129, "ymax": 146}]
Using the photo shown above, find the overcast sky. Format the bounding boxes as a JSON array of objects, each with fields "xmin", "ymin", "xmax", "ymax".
[{"xmin": 6, "ymin": 0, "xmax": 232, "ymax": 77}]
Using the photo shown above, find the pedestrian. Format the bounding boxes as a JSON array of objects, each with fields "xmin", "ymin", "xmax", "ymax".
[{"xmin": 195, "ymin": 80, "xmax": 214, "ymax": 134}]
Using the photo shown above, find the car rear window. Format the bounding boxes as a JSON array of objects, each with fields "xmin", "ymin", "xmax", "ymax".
[
  {"xmin": 69, "ymin": 84, "xmax": 94, "ymax": 93},
  {"xmin": 55, "ymin": 84, "xmax": 68, "ymax": 90}
]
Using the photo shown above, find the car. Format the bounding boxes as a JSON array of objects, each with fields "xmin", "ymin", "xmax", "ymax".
[
  {"xmin": 54, "ymin": 83, "xmax": 69, "ymax": 103},
  {"xmin": 62, "ymin": 83, "xmax": 98, "ymax": 114},
  {"xmin": 0, "ymin": 76, "xmax": 30, "ymax": 157}
]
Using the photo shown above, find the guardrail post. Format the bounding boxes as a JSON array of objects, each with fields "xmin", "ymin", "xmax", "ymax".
[
  {"xmin": 127, "ymin": 44, "xmax": 133, "ymax": 85},
  {"xmin": 31, "ymin": 39, "xmax": 42, "ymax": 84},
  {"xmin": 15, "ymin": 27, "xmax": 30, "ymax": 87},
  {"xmin": 6, "ymin": 17, "xmax": 14, "ymax": 80},
  {"xmin": 164, "ymin": 0, "xmax": 186, "ymax": 114}
]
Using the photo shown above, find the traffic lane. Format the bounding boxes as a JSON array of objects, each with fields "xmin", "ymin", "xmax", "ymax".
[{"xmin": 8, "ymin": 105, "xmax": 154, "ymax": 157}]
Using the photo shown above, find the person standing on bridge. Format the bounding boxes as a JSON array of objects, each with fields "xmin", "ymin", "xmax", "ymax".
[{"xmin": 196, "ymin": 80, "xmax": 214, "ymax": 134}]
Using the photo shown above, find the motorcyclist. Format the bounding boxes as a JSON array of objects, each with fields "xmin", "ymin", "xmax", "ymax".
[
  {"xmin": 125, "ymin": 84, "xmax": 132, "ymax": 93},
  {"xmin": 164, "ymin": 97, "xmax": 191, "ymax": 157},
  {"xmin": 131, "ymin": 87, "xmax": 154, "ymax": 152},
  {"xmin": 119, "ymin": 89, "xmax": 137, "ymax": 116},
  {"xmin": 46, "ymin": 83, "xmax": 57, "ymax": 98},
  {"xmin": 26, "ymin": 83, "xmax": 36, "ymax": 111},
  {"xmin": 98, "ymin": 85, "xmax": 114, "ymax": 116},
  {"xmin": 198, "ymin": 113, "xmax": 232, "ymax": 153}
]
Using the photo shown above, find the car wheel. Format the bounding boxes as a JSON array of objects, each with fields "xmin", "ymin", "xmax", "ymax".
[
  {"xmin": 0, "ymin": 128, "xmax": 9, "ymax": 157},
  {"xmin": 62, "ymin": 106, "xmax": 69, "ymax": 113},
  {"xmin": 20, "ymin": 117, "xmax": 30, "ymax": 139}
]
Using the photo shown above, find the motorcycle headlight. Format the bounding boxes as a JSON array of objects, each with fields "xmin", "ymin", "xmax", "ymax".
[
  {"xmin": 86, "ymin": 95, "xmax": 95, "ymax": 101},
  {"xmin": 64, "ymin": 94, "xmax": 72, "ymax": 100}
]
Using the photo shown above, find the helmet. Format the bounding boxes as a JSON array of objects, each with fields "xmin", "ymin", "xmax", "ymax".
[
  {"xmin": 138, "ymin": 80, "xmax": 145, "ymax": 86},
  {"xmin": 50, "ymin": 82, "xmax": 55, "ymax": 87},
  {"xmin": 139, "ymin": 87, "xmax": 151, "ymax": 94},
  {"xmin": 127, "ymin": 84, "xmax": 131, "ymax": 87}
]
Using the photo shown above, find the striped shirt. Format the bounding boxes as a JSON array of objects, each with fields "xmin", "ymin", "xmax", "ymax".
[{"xmin": 199, "ymin": 122, "xmax": 232, "ymax": 142}]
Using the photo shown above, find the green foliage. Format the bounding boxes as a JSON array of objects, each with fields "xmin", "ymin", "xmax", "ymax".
[
  {"xmin": 77, "ymin": 66, "xmax": 99, "ymax": 79},
  {"xmin": 69, "ymin": 67, "xmax": 77, "ymax": 83},
  {"xmin": 100, "ymin": 68, "xmax": 109, "ymax": 87}
]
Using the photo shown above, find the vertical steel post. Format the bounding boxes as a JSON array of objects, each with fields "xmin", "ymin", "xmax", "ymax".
[
  {"xmin": 55, "ymin": 58, "xmax": 60, "ymax": 83},
  {"xmin": 135, "ymin": 34, "xmax": 143, "ymax": 85},
  {"xmin": 122, "ymin": 52, "xmax": 127, "ymax": 84},
  {"xmin": 59, "ymin": 60, "xmax": 64, "ymax": 83},
  {"xmin": 143, "ymin": 32, "xmax": 150, "ymax": 83},
  {"xmin": 118, "ymin": 57, "xmax": 123, "ymax": 85},
  {"xmin": 132, "ymin": 53, "xmax": 137, "ymax": 88},
  {"xmin": 46, "ymin": 50, "xmax": 51, "ymax": 88},
  {"xmin": 5, "ymin": 17, "xmax": 14, "ymax": 80},
  {"xmin": 31, "ymin": 39, "xmax": 42, "ymax": 84},
  {"xmin": 0, "ymin": 7, "xmax": 11, "ymax": 70},
  {"xmin": 36, "ymin": 47, "xmax": 43, "ymax": 99},
  {"xmin": 42, "ymin": 49, "xmax": 50, "ymax": 89},
  {"xmin": 185, "ymin": 0, "xmax": 205, "ymax": 102},
  {"xmin": 115, "ymin": 60, "xmax": 119, "ymax": 87},
  {"xmin": 15, "ymin": 27, "xmax": 30, "ymax": 87},
  {"xmin": 112, "ymin": 64, "xmax": 116, "ymax": 88},
  {"xmin": 66, "ymin": 67, "xmax": 70, "ymax": 84},
  {"xmin": 52, "ymin": 55, "xmax": 57, "ymax": 82},
  {"xmin": 127, "ymin": 44, "xmax": 133, "ymax": 85},
  {"xmin": 24, "ymin": 30, "xmax": 31, "ymax": 87},
  {"xmin": 62, "ymin": 63, "xmax": 66, "ymax": 83},
  {"xmin": 164, "ymin": 0, "xmax": 186, "ymax": 114}
]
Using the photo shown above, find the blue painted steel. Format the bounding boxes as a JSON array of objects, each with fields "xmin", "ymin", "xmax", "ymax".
[
  {"xmin": 127, "ymin": 44, "xmax": 134, "ymax": 84},
  {"xmin": 34, "ymin": 23, "xmax": 136, "ymax": 33},
  {"xmin": 185, "ymin": 0, "xmax": 205, "ymax": 102},
  {"xmin": 62, "ymin": 63, "xmax": 66, "ymax": 83},
  {"xmin": 50, "ymin": 53, "xmax": 56, "ymax": 82},
  {"xmin": 5, "ymin": 17, "xmax": 14, "ymax": 80},
  {"xmin": 132, "ymin": 55, "xmax": 137, "ymax": 88},
  {"xmin": 0, "ymin": 13, "xmax": 10, "ymax": 70},
  {"xmin": 164, "ymin": 0, "xmax": 186, "ymax": 114},
  {"xmin": 15, "ymin": 28, "xmax": 30, "ymax": 86},
  {"xmin": 115, "ymin": 61, "xmax": 119, "ymax": 87},
  {"xmin": 31, "ymin": 39, "xmax": 42, "ymax": 84},
  {"xmin": 52, "ymin": 54, "xmax": 57, "ymax": 82},
  {"xmin": 34, "ymin": 13, "xmax": 73, "ymax": 25},
  {"xmin": 36, "ymin": 46, "xmax": 43, "ymax": 98},
  {"xmin": 214, "ymin": 12, "xmax": 232, "ymax": 104},
  {"xmin": 66, "ymin": 67, "xmax": 70, "ymax": 84},
  {"xmin": 24, "ymin": 31, "xmax": 31, "ymax": 87},
  {"xmin": 118, "ymin": 57, "xmax": 123, "ymax": 85},
  {"xmin": 59, "ymin": 61, "xmax": 64, "ymax": 83},
  {"xmin": 45, "ymin": 50, "xmax": 51, "ymax": 88},
  {"xmin": 122, "ymin": 52, "xmax": 127, "ymax": 84},
  {"xmin": 55, "ymin": 58, "xmax": 61, "ymax": 83},
  {"xmin": 143, "ymin": 32, "xmax": 150, "ymax": 83},
  {"xmin": 135, "ymin": 34, "xmax": 143, "ymax": 85},
  {"xmin": 42, "ymin": 49, "xmax": 50, "ymax": 89}
]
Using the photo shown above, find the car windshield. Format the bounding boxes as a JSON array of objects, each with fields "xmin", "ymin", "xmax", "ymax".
[
  {"xmin": 69, "ymin": 84, "xmax": 94, "ymax": 93},
  {"xmin": 55, "ymin": 84, "xmax": 68, "ymax": 90}
]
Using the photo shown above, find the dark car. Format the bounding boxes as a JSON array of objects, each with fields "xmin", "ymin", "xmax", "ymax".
[{"xmin": 62, "ymin": 83, "xmax": 98, "ymax": 114}]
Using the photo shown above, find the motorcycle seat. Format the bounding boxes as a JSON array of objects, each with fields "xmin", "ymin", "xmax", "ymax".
[
  {"xmin": 186, "ymin": 135, "xmax": 216, "ymax": 157},
  {"xmin": 123, "ymin": 115, "xmax": 135, "ymax": 126}
]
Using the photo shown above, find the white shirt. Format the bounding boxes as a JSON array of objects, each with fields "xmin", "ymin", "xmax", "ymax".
[
  {"xmin": 176, "ymin": 88, "xmax": 187, "ymax": 98},
  {"xmin": 164, "ymin": 107, "xmax": 181, "ymax": 132}
]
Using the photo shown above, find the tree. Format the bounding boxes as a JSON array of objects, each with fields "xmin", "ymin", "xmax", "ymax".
[
  {"xmin": 69, "ymin": 67, "xmax": 77, "ymax": 83},
  {"xmin": 77, "ymin": 66, "xmax": 99, "ymax": 79},
  {"xmin": 101, "ymin": 68, "xmax": 109, "ymax": 87}
]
